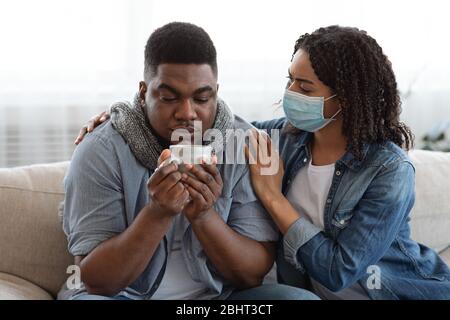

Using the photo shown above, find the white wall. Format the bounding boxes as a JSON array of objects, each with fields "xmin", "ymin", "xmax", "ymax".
[{"xmin": 1, "ymin": 0, "xmax": 449, "ymax": 166}]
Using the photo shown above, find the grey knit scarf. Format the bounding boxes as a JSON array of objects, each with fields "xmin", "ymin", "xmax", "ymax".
[{"xmin": 110, "ymin": 94, "xmax": 234, "ymax": 170}]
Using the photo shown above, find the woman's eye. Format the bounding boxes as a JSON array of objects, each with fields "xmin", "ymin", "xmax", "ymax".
[
  {"xmin": 299, "ymin": 85, "xmax": 312, "ymax": 93},
  {"xmin": 286, "ymin": 77, "xmax": 293, "ymax": 88}
]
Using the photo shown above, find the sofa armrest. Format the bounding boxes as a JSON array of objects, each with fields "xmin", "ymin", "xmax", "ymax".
[{"xmin": 0, "ymin": 272, "xmax": 53, "ymax": 300}]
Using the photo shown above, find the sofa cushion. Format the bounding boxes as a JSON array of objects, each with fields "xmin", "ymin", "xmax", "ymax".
[
  {"xmin": 0, "ymin": 150, "xmax": 449, "ymax": 301},
  {"xmin": 0, "ymin": 272, "xmax": 53, "ymax": 300},
  {"xmin": 0, "ymin": 162, "xmax": 73, "ymax": 298},
  {"xmin": 408, "ymin": 150, "xmax": 450, "ymax": 253},
  {"xmin": 440, "ymin": 247, "xmax": 450, "ymax": 266}
]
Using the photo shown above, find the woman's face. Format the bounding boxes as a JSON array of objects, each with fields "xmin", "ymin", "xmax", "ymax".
[{"xmin": 287, "ymin": 49, "xmax": 341, "ymax": 119}]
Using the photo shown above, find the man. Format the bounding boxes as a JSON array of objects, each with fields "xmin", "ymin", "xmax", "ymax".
[{"xmin": 60, "ymin": 22, "xmax": 317, "ymax": 300}]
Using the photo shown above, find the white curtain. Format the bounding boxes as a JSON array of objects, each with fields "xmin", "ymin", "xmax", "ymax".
[{"xmin": 0, "ymin": 0, "xmax": 449, "ymax": 166}]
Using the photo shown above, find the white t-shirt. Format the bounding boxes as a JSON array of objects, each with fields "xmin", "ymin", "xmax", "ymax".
[
  {"xmin": 151, "ymin": 214, "xmax": 215, "ymax": 300},
  {"xmin": 286, "ymin": 159, "xmax": 369, "ymax": 300},
  {"xmin": 287, "ymin": 159, "xmax": 335, "ymax": 230}
]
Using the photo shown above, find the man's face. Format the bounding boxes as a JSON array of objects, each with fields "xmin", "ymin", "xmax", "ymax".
[{"xmin": 140, "ymin": 64, "xmax": 218, "ymax": 144}]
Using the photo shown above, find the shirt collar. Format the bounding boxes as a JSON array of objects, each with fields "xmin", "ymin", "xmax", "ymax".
[{"xmin": 293, "ymin": 131, "xmax": 370, "ymax": 172}]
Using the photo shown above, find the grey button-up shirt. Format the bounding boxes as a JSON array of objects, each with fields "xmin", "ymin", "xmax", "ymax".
[{"xmin": 60, "ymin": 115, "xmax": 278, "ymax": 300}]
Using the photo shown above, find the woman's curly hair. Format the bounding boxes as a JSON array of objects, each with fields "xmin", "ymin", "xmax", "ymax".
[{"xmin": 291, "ymin": 25, "xmax": 414, "ymax": 159}]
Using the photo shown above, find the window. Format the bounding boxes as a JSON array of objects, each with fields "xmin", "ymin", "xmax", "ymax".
[{"xmin": 1, "ymin": 0, "xmax": 449, "ymax": 167}]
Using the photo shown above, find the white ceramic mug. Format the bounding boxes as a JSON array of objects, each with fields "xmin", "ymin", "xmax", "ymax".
[{"xmin": 169, "ymin": 145, "xmax": 213, "ymax": 165}]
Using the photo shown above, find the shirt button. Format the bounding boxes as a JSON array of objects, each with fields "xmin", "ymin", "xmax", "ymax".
[
  {"xmin": 336, "ymin": 170, "xmax": 341, "ymax": 176},
  {"xmin": 339, "ymin": 219, "xmax": 346, "ymax": 225},
  {"xmin": 326, "ymin": 199, "xmax": 332, "ymax": 204},
  {"xmin": 303, "ymin": 158, "xmax": 307, "ymax": 163}
]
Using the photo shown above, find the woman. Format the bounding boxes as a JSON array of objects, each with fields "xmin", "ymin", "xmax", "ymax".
[
  {"xmin": 246, "ymin": 25, "xmax": 450, "ymax": 300},
  {"xmin": 76, "ymin": 26, "xmax": 450, "ymax": 300}
]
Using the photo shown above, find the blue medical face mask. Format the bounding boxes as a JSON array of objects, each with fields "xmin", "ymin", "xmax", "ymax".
[{"xmin": 282, "ymin": 89, "xmax": 341, "ymax": 132}]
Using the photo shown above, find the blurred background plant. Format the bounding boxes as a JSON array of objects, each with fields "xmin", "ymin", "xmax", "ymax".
[{"xmin": 422, "ymin": 119, "xmax": 450, "ymax": 152}]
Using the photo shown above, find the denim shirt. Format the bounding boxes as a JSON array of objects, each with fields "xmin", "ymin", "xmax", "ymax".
[
  {"xmin": 60, "ymin": 115, "xmax": 278, "ymax": 300},
  {"xmin": 254, "ymin": 117, "xmax": 450, "ymax": 300}
]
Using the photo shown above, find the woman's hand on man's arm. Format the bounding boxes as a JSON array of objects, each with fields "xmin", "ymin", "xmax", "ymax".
[{"xmin": 74, "ymin": 110, "xmax": 110, "ymax": 145}]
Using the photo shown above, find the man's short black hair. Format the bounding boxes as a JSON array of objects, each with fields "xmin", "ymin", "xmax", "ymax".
[{"xmin": 144, "ymin": 22, "xmax": 218, "ymax": 80}]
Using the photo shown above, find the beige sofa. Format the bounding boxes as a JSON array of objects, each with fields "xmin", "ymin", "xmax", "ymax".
[{"xmin": 0, "ymin": 150, "xmax": 450, "ymax": 300}]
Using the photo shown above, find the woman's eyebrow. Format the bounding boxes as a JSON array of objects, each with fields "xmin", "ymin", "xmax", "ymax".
[{"xmin": 288, "ymin": 69, "xmax": 315, "ymax": 85}]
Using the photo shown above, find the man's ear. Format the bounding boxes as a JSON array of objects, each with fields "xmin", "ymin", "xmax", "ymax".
[{"xmin": 139, "ymin": 81, "xmax": 147, "ymax": 100}]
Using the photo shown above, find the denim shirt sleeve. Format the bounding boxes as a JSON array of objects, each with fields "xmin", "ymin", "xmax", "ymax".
[
  {"xmin": 283, "ymin": 160, "xmax": 416, "ymax": 292},
  {"xmin": 283, "ymin": 218, "xmax": 322, "ymax": 264},
  {"xmin": 251, "ymin": 117, "xmax": 287, "ymax": 132},
  {"xmin": 63, "ymin": 134, "xmax": 126, "ymax": 256}
]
